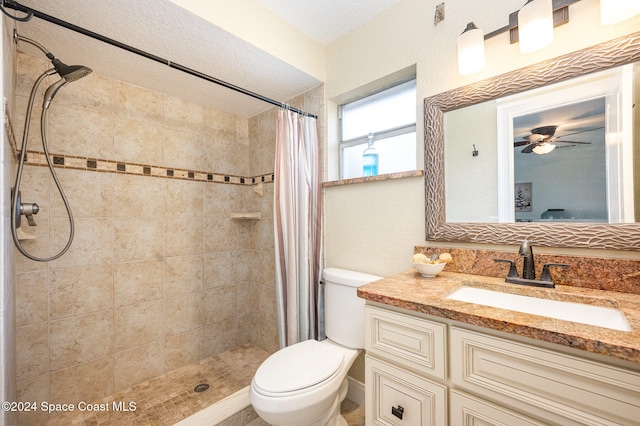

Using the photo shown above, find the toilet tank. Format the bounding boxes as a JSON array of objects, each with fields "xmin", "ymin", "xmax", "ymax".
[{"xmin": 323, "ymin": 268, "xmax": 381, "ymax": 349}]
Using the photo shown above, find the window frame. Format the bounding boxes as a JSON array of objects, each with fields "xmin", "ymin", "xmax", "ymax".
[{"xmin": 338, "ymin": 77, "xmax": 417, "ymax": 179}]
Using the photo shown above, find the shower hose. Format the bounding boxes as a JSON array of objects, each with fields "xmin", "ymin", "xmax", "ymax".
[{"xmin": 11, "ymin": 68, "xmax": 75, "ymax": 262}]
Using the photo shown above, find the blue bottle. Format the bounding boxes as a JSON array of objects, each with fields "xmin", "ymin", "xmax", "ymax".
[{"xmin": 362, "ymin": 133, "xmax": 379, "ymax": 176}]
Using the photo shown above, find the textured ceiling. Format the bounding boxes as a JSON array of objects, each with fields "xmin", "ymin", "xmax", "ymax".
[
  {"xmin": 11, "ymin": 0, "xmax": 323, "ymax": 117},
  {"xmin": 259, "ymin": 0, "xmax": 403, "ymax": 45}
]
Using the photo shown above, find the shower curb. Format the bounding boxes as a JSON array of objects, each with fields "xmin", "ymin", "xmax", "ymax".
[{"xmin": 175, "ymin": 386, "xmax": 250, "ymax": 426}]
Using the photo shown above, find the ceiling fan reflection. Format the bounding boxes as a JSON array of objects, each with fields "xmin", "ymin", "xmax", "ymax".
[{"xmin": 514, "ymin": 125, "xmax": 602, "ymax": 154}]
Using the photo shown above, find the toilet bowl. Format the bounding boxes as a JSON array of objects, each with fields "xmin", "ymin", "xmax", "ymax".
[
  {"xmin": 250, "ymin": 339, "xmax": 359, "ymax": 426},
  {"xmin": 249, "ymin": 268, "xmax": 381, "ymax": 426}
]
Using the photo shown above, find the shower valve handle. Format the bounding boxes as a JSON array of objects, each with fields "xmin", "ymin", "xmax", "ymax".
[{"xmin": 20, "ymin": 202, "xmax": 40, "ymax": 226}]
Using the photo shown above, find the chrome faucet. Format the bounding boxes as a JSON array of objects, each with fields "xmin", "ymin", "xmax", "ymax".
[{"xmin": 519, "ymin": 240, "xmax": 535, "ymax": 280}]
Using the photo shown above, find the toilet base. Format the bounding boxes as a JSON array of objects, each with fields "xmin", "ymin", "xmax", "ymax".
[
  {"xmin": 322, "ymin": 378, "xmax": 349, "ymax": 426},
  {"xmin": 310, "ymin": 377, "xmax": 349, "ymax": 426},
  {"xmin": 252, "ymin": 377, "xmax": 350, "ymax": 426},
  {"xmin": 335, "ymin": 376, "xmax": 349, "ymax": 426}
]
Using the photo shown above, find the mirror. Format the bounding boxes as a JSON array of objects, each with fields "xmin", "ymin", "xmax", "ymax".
[
  {"xmin": 424, "ymin": 31, "xmax": 640, "ymax": 250},
  {"xmin": 445, "ymin": 65, "xmax": 636, "ymax": 224}
]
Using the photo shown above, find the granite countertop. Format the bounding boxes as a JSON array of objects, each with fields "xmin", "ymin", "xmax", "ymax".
[{"xmin": 357, "ymin": 269, "xmax": 640, "ymax": 365}]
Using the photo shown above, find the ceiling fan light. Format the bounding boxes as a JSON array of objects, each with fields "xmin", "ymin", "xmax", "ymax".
[
  {"xmin": 532, "ymin": 143, "xmax": 556, "ymax": 154},
  {"xmin": 457, "ymin": 22, "xmax": 485, "ymax": 75},
  {"xmin": 518, "ymin": 0, "xmax": 553, "ymax": 53},
  {"xmin": 600, "ymin": 0, "xmax": 640, "ymax": 25}
]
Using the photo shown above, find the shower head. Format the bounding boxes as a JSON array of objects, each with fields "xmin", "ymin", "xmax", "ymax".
[
  {"xmin": 15, "ymin": 33, "xmax": 92, "ymax": 82},
  {"xmin": 50, "ymin": 59, "xmax": 92, "ymax": 82}
]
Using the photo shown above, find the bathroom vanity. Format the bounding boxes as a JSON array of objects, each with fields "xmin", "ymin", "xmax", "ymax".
[
  {"xmin": 356, "ymin": 27, "xmax": 640, "ymax": 426},
  {"xmin": 358, "ymin": 270, "xmax": 640, "ymax": 426}
]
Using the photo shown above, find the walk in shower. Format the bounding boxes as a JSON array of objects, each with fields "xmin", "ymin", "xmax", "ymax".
[
  {"xmin": 7, "ymin": 34, "xmax": 324, "ymax": 426},
  {"xmin": 2, "ymin": 0, "xmax": 325, "ymax": 423}
]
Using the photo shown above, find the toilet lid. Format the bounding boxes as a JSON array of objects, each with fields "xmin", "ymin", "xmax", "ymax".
[{"xmin": 253, "ymin": 339, "xmax": 344, "ymax": 393}]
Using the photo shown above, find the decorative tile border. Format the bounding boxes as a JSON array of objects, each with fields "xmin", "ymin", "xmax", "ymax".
[
  {"xmin": 21, "ymin": 150, "xmax": 274, "ymax": 186},
  {"xmin": 6, "ymin": 108, "xmax": 272, "ymax": 185}
]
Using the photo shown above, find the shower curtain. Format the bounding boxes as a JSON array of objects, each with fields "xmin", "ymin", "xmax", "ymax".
[{"xmin": 274, "ymin": 109, "xmax": 323, "ymax": 348}]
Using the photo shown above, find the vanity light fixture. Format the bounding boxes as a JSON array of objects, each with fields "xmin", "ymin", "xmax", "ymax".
[
  {"xmin": 600, "ymin": 0, "xmax": 640, "ymax": 25},
  {"xmin": 518, "ymin": 0, "xmax": 554, "ymax": 53},
  {"xmin": 457, "ymin": 0, "xmax": 580, "ymax": 75},
  {"xmin": 457, "ymin": 22, "xmax": 485, "ymax": 76}
]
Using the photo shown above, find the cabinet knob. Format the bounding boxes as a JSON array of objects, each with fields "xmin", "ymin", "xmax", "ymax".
[{"xmin": 391, "ymin": 405, "xmax": 404, "ymax": 420}]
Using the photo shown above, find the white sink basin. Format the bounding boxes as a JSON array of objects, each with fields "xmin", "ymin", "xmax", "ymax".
[{"xmin": 446, "ymin": 287, "xmax": 631, "ymax": 332}]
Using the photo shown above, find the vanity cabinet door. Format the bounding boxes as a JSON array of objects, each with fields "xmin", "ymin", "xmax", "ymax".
[
  {"xmin": 365, "ymin": 306, "xmax": 446, "ymax": 381},
  {"xmin": 450, "ymin": 390, "xmax": 546, "ymax": 426},
  {"xmin": 365, "ymin": 355, "xmax": 447, "ymax": 426},
  {"xmin": 450, "ymin": 327, "xmax": 640, "ymax": 425}
]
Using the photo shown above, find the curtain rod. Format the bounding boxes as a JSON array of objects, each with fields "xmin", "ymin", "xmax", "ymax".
[{"xmin": 3, "ymin": 0, "xmax": 318, "ymax": 119}]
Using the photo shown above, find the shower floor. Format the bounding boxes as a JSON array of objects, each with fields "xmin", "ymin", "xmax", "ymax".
[
  {"xmin": 38, "ymin": 343, "xmax": 365, "ymax": 426},
  {"xmin": 40, "ymin": 343, "xmax": 268, "ymax": 425}
]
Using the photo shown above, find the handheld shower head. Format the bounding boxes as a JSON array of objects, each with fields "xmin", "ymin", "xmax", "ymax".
[
  {"xmin": 43, "ymin": 79, "xmax": 68, "ymax": 109},
  {"xmin": 50, "ymin": 58, "xmax": 92, "ymax": 82}
]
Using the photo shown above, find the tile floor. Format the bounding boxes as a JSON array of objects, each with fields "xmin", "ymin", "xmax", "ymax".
[
  {"xmin": 239, "ymin": 399, "xmax": 364, "ymax": 426},
  {"xmin": 37, "ymin": 343, "xmax": 365, "ymax": 426},
  {"xmin": 40, "ymin": 343, "xmax": 268, "ymax": 425}
]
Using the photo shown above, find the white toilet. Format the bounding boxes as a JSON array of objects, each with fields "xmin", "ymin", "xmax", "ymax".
[{"xmin": 250, "ymin": 268, "xmax": 381, "ymax": 426}]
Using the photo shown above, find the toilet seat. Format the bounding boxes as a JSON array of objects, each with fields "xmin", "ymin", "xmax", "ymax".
[{"xmin": 253, "ymin": 339, "xmax": 344, "ymax": 395}]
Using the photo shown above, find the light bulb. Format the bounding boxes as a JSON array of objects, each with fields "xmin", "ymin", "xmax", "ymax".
[{"xmin": 532, "ymin": 143, "xmax": 556, "ymax": 154}]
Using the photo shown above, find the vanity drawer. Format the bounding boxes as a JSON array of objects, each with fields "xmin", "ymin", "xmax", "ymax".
[
  {"xmin": 450, "ymin": 390, "xmax": 545, "ymax": 426},
  {"xmin": 365, "ymin": 355, "xmax": 446, "ymax": 426},
  {"xmin": 365, "ymin": 306, "xmax": 446, "ymax": 380},
  {"xmin": 450, "ymin": 327, "xmax": 640, "ymax": 426}
]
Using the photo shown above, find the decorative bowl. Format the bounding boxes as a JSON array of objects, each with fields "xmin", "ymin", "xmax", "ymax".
[{"xmin": 412, "ymin": 261, "xmax": 446, "ymax": 278}]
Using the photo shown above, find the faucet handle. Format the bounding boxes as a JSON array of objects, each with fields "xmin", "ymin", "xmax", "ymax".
[
  {"xmin": 540, "ymin": 263, "xmax": 569, "ymax": 283},
  {"xmin": 19, "ymin": 201, "xmax": 40, "ymax": 226},
  {"xmin": 494, "ymin": 259, "xmax": 519, "ymax": 278}
]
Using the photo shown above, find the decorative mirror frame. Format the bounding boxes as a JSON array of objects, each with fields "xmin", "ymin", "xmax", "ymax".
[{"xmin": 424, "ymin": 31, "xmax": 640, "ymax": 251}]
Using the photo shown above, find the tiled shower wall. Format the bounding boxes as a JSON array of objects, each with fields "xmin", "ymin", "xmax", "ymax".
[{"xmin": 12, "ymin": 50, "xmax": 324, "ymax": 422}]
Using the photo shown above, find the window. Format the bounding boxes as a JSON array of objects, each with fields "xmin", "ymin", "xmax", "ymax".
[{"xmin": 339, "ymin": 79, "xmax": 417, "ymax": 179}]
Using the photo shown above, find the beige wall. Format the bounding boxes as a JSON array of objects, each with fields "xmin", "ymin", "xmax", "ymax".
[
  {"xmin": 11, "ymin": 48, "xmax": 324, "ymax": 423},
  {"xmin": 324, "ymin": 0, "xmax": 640, "ymax": 278}
]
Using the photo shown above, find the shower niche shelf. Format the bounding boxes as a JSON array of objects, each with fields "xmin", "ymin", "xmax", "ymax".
[
  {"xmin": 16, "ymin": 225, "xmax": 36, "ymax": 241},
  {"xmin": 230, "ymin": 212, "xmax": 261, "ymax": 220}
]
